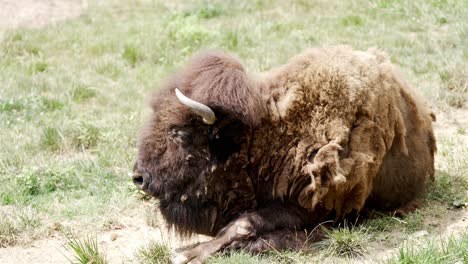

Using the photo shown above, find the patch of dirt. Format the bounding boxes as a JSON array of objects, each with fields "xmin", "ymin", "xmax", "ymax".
[
  {"xmin": 0, "ymin": 0, "xmax": 87, "ymax": 29},
  {"xmin": 0, "ymin": 206, "xmax": 210, "ymax": 264}
]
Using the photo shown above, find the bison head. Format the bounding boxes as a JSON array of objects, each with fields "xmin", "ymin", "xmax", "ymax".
[{"xmin": 133, "ymin": 52, "xmax": 262, "ymax": 236}]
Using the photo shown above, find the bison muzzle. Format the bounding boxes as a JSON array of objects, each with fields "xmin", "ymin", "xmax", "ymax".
[{"xmin": 133, "ymin": 46, "xmax": 436, "ymax": 263}]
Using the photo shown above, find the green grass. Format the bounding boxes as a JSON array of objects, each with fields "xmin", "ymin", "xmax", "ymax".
[
  {"xmin": 65, "ymin": 236, "xmax": 108, "ymax": 264},
  {"xmin": 135, "ymin": 241, "xmax": 172, "ymax": 264},
  {"xmin": 315, "ymin": 225, "xmax": 369, "ymax": 258},
  {"xmin": 0, "ymin": 0, "xmax": 467, "ymax": 263},
  {"xmin": 387, "ymin": 232, "xmax": 468, "ymax": 264}
]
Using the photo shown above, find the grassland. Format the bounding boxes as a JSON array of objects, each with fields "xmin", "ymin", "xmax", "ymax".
[{"xmin": 0, "ymin": 0, "xmax": 466, "ymax": 263}]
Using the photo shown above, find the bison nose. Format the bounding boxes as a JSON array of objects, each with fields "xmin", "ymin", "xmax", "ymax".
[{"xmin": 132, "ymin": 173, "xmax": 144, "ymax": 188}]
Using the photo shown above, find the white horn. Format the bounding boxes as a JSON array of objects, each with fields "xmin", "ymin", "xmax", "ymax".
[{"xmin": 175, "ymin": 88, "xmax": 216, "ymax": 125}]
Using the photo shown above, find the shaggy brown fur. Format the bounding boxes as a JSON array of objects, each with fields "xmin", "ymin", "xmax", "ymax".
[{"xmin": 133, "ymin": 46, "xmax": 436, "ymax": 263}]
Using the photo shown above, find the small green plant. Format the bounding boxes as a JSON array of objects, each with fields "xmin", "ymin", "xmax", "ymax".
[
  {"xmin": 315, "ymin": 224, "xmax": 368, "ymax": 258},
  {"xmin": 40, "ymin": 127, "xmax": 62, "ymax": 150},
  {"xmin": 15, "ymin": 171, "xmax": 41, "ymax": 196},
  {"xmin": 0, "ymin": 99, "xmax": 25, "ymax": 112},
  {"xmin": 341, "ymin": 15, "xmax": 363, "ymax": 26},
  {"xmin": 135, "ymin": 241, "xmax": 171, "ymax": 264},
  {"xmin": 427, "ymin": 171, "xmax": 465, "ymax": 205},
  {"xmin": 73, "ymin": 123, "xmax": 100, "ymax": 150},
  {"xmin": 122, "ymin": 45, "xmax": 141, "ymax": 66},
  {"xmin": 71, "ymin": 86, "xmax": 97, "ymax": 102},
  {"xmin": 29, "ymin": 61, "xmax": 48, "ymax": 73},
  {"xmin": 65, "ymin": 236, "xmax": 108, "ymax": 264},
  {"xmin": 41, "ymin": 98, "xmax": 64, "ymax": 111}
]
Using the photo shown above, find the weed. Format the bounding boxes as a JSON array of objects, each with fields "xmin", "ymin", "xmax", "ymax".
[
  {"xmin": 65, "ymin": 236, "xmax": 108, "ymax": 264},
  {"xmin": 135, "ymin": 241, "xmax": 171, "ymax": 264}
]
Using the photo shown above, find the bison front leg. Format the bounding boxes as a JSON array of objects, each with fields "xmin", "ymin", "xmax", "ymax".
[
  {"xmin": 171, "ymin": 203, "xmax": 309, "ymax": 264},
  {"xmin": 225, "ymin": 228, "xmax": 323, "ymax": 253}
]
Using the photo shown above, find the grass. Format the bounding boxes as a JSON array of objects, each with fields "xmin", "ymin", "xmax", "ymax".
[
  {"xmin": 135, "ymin": 241, "xmax": 172, "ymax": 264},
  {"xmin": 65, "ymin": 236, "xmax": 108, "ymax": 264},
  {"xmin": 387, "ymin": 232, "xmax": 468, "ymax": 264},
  {"xmin": 315, "ymin": 225, "xmax": 369, "ymax": 258},
  {"xmin": 0, "ymin": 206, "xmax": 41, "ymax": 247},
  {"xmin": 0, "ymin": 0, "xmax": 466, "ymax": 263}
]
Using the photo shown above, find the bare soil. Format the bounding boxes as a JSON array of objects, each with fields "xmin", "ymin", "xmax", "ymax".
[{"xmin": 0, "ymin": 205, "xmax": 210, "ymax": 264}]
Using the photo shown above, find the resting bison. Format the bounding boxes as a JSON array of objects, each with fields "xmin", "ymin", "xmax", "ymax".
[{"xmin": 133, "ymin": 46, "xmax": 436, "ymax": 263}]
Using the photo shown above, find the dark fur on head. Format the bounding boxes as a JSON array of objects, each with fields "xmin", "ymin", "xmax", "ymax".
[{"xmin": 135, "ymin": 51, "xmax": 262, "ymax": 236}]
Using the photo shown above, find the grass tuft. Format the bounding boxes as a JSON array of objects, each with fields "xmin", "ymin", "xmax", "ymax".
[
  {"xmin": 0, "ymin": 215, "xmax": 17, "ymax": 248},
  {"xmin": 0, "ymin": 206, "xmax": 40, "ymax": 247},
  {"xmin": 71, "ymin": 85, "xmax": 97, "ymax": 103},
  {"xmin": 315, "ymin": 225, "xmax": 368, "ymax": 258},
  {"xmin": 341, "ymin": 15, "xmax": 363, "ymax": 26},
  {"xmin": 403, "ymin": 211, "xmax": 424, "ymax": 233},
  {"xmin": 40, "ymin": 127, "xmax": 62, "ymax": 150},
  {"xmin": 72, "ymin": 123, "xmax": 101, "ymax": 150},
  {"xmin": 365, "ymin": 214, "xmax": 404, "ymax": 232},
  {"xmin": 65, "ymin": 236, "xmax": 108, "ymax": 264},
  {"xmin": 427, "ymin": 171, "xmax": 466, "ymax": 206},
  {"xmin": 135, "ymin": 241, "xmax": 171, "ymax": 264},
  {"xmin": 28, "ymin": 61, "xmax": 48, "ymax": 74},
  {"xmin": 0, "ymin": 99, "xmax": 26, "ymax": 113},
  {"xmin": 15, "ymin": 171, "xmax": 41, "ymax": 196},
  {"xmin": 41, "ymin": 98, "xmax": 64, "ymax": 112},
  {"xmin": 122, "ymin": 44, "xmax": 142, "ymax": 66}
]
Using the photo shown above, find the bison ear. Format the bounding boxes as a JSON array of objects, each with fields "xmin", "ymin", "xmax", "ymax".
[{"xmin": 179, "ymin": 52, "xmax": 262, "ymax": 127}]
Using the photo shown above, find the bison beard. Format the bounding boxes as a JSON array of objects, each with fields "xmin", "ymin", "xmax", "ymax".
[{"xmin": 133, "ymin": 47, "xmax": 436, "ymax": 263}]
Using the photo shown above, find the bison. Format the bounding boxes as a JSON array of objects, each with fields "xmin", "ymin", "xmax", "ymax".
[{"xmin": 132, "ymin": 46, "xmax": 436, "ymax": 264}]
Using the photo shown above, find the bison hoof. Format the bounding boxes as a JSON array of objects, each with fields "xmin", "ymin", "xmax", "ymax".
[
  {"xmin": 171, "ymin": 252, "xmax": 206, "ymax": 264},
  {"xmin": 171, "ymin": 241, "xmax": 220, "ymax": 264}
]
